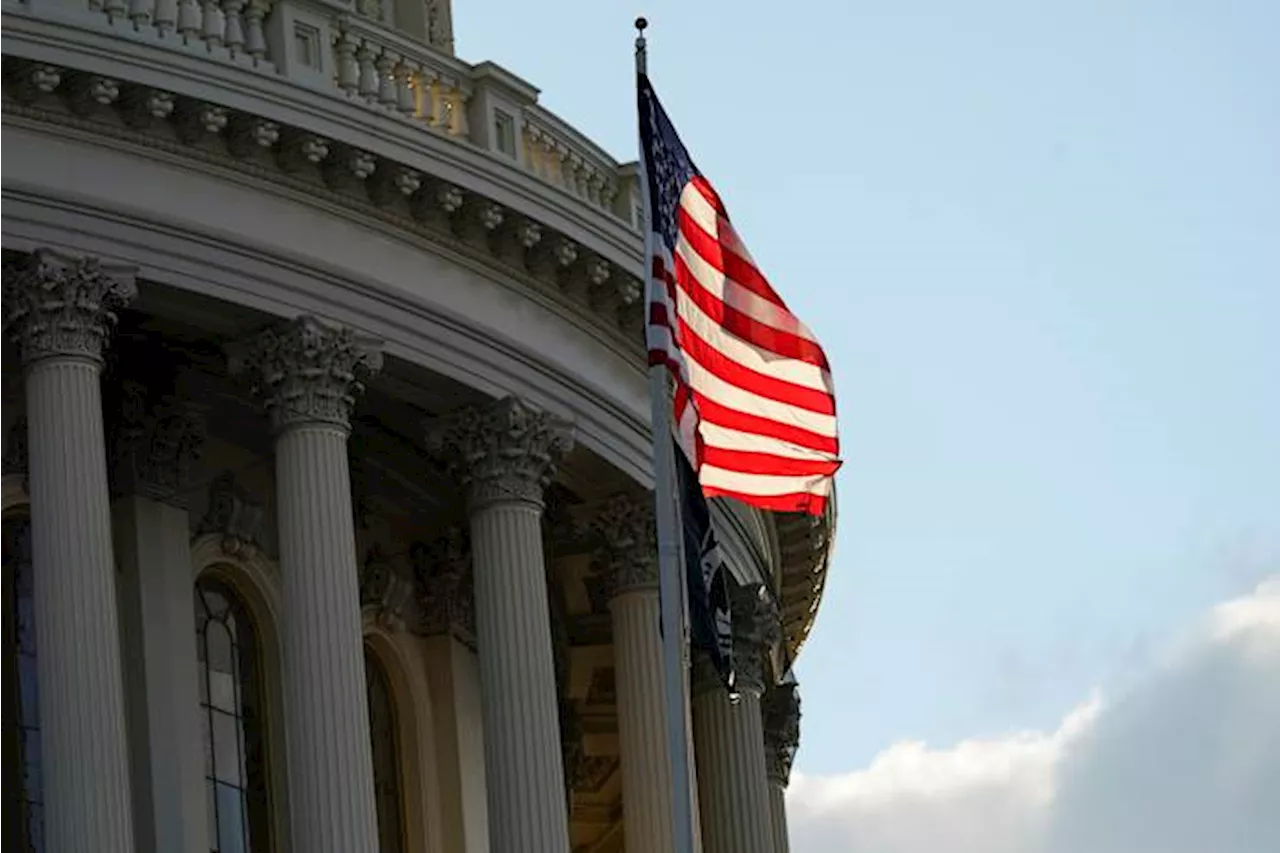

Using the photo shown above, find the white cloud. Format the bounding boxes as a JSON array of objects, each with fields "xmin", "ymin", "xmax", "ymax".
[{"xmin": 787, "ymin": 576, "xmax": 1280, "ymax": 853}]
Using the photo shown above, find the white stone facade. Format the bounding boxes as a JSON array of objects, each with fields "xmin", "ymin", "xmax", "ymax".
[{"xmin": 1, "ymin": 2, "xmax": 831, "ymax": 851}]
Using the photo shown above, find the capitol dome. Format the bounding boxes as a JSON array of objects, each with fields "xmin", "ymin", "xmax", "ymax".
[{"xmin": 1, "ymin": 3, "xmax": 833, "ymax": 851}]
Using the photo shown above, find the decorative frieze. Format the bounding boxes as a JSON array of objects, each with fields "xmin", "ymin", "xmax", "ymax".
[
  {"xmin": 2, "ymin": 61, "xmax": 648, "ymax": 352},
  {"xmin": 761, "ymin": 682, "xmax": 801, "ymax": 786},
  {"xmin": 424, "ymin": 396, "xmax": 573, "ymax": 511},
  {"xmin": 227, "ymin": 315, "xmax": 384, "ymax": 434},
  {"xmin": 2, "ymin": 249, "xmax": 137, "ymax": 366},
  {"xmin": 411, "ymin": 527, "xmax": 475, "ymax": 646},
  {"xmin": 197, "ymin": 471, "xmax": 266, "ymax": 556},
  {"xmin": 111, "ymin": 380, "xmax": 206, "ymax": 505}
]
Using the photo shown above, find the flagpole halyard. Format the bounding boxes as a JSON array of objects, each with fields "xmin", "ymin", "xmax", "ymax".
[{"xmin": 636, "ymin": 17, "xmax": 701, "ymax": 853}]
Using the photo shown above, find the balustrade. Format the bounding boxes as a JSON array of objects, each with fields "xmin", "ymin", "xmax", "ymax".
[{"xmin": 14, "ymin": 0, "xmax": 634, "ymax": 222}]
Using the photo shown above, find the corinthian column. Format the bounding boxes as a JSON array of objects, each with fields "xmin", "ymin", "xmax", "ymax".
[
  {"xmin": 426, "ymin": 397, "xmax": 574, "ymax": 853},
  {"xmin": 692, "ymin": 583, "xmax": 776, "ymax": 853},
  {"xmin": 2, "ymin": 249, "xmax": 138, "ymax": 853},
  {"xmin": 229, "ymin": 316, "xmax": 384, "ymax": 853},
  {"xmin": 592, "ymin": 492, "xmax": 676, "ymax": 853},
  {"xmin": 762, "ymin": 682, "xmax": 801, "ymax": 853}
]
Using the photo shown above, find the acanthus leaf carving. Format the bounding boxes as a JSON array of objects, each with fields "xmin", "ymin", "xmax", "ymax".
[
  {"xmin": 761, "ymin": 681, "xmax": 801, "ymax": 786},
  {"xmin": 226, "ymin": 315, "xmax": 383, "ymax": 434},
  {"xmin": 423, "ymin": 396, "xmax": 573, "ymax": 512},
  {"xmin": 197, "ymin": 471, "xmax": 266, "ymax": 556},
  {"xmin": 359, "ymin": 545, "xmax": 416, "ymax": 633},
  {"xmin": 2, "ymin": 249, "xmax": 137, "ymax": 365},
  {"xmin": 111, "ymin": 380, "xmax": 207, "ymax": 505},
  {"xmin": 590, "ymin": 492, "xmax": 658, "ymax": 599},
  {"xmin": 411, "ymin": 527, "xmax": 475, "ymax": 647}
]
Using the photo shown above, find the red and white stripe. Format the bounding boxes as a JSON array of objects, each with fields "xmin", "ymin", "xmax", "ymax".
[{"xmin": 647, "ymin": 175, "xmax": 841, "ymax": 515}]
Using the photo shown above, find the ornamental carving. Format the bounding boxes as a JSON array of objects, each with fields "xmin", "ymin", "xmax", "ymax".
[
  {"xmin": 197, "ymin": 471, "xmax": 265, "ymax": 556},
  {"xmin": 227, "ymin": 315, "xmax": 384, "ymax": 434},
  {"xmin": 412, "ymin": 528, "xmax": 475, "ymax": 647},
  {"xmin": 424, "ymin": 397, "xmax": 573, "ymax": 511},
  {"xmin": 728, "ymin": 582, "xmax": 776, "ymax": 696},
  {"xmin": 3, "ymin": 416, "xmax": 29, "ymax": 491},
  {"xmin": 591, "ymin": 492, "xmax": 659, "ymax": 598},
  {"xmin": 2, "ymin": 249, "xmax": 137, "ymax": 365},
  {"xmin": 111, "ymin": 380, "xmax": 206, "ymax": 505},
  {"xmin": 360, "ymin": 546, "xmax": 416, "ymax": 633},
  {"xmin": 761, "ymin": 682, "xmax": 801, "ymax": 786}
]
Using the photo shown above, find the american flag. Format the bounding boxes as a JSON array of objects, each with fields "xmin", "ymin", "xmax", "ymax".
[{"xmin": 638, "ymin": 73, "xmax": 842, "ymax": 516}]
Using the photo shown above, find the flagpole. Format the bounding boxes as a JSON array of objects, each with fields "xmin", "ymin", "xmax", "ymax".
[{"xmin": 636, "ymin": 17, "xmax": 700, "ymax": 853}]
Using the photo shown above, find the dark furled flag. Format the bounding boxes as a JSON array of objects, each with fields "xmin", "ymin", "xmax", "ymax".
[
  {"xmin": 673, "ymin": 437, "xmax": 735, "ymax": 692},
  {"xmin": 638, "ymin": 73, "xmax": 842, "ymax": 516}
]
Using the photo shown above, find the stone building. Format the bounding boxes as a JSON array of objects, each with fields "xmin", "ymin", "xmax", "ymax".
[{"xmin": 1, "ymin": 2, "xmax": 832, "ymax": 851}]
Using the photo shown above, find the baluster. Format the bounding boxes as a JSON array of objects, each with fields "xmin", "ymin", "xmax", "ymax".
[
  {"xmin": 222, "ymin": 0, "xmax": 245, "ymax": 54},
  {"xmin": 357, "ymin": 41, "xmax": 379, "ymax": 101},
  {"xmin": 377, "ymin": 52, "xmax": 397, "ymax": 108},
  {"xmin": 415, "ymin": 71, "xmax": 437, "ymax": 124},
  {"xmin": 452, "ymin": 86, "xmax": 471, "ymax": 136},
  {"xmin": 334, "ymin": 31, "xmax": 359, "ymax": 95},
  {"xmin": 243, "ymin": 0, "xmax": 269, "ymax": 59},
  {"xmin": 201, "ymin": 0, "xmax": 225, "ymax": 47},
  {"xmin": 177, "ymin": 0, "xmax": 201, "ymax": 41},
  {"xmin": 154, "ymin": 0, "xmax": 177, "ymax": 35},
  {"xmin": 128, "ymin": 0, "xmax": 153, "ymax": 29},
  {"xmin": 394, "ymin": 61, "xmax": 416, "ymax": 116},
  {"xmin": 104, "ymin": 0, "xmax": 127, "ymax": 22}
]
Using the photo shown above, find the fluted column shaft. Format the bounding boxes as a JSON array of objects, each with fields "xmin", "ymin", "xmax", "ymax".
[
  {"xmin": 612, "ymin": 587, "xmax": 676, "ymax": 852},
  {"xmin": 4, "ymin": 250, "xmax": 139, "ymax": 853},
  {"xmin": 26, "ymin": 358, "xmax": 137, "ymax": 853},
  {"xmin": 471, "ymin": 499, "xmax": 570, "ymax": 853},
  {"xmin": 767, "ymin": 783, "xmax": 790, "ymax": 853},
  {"xmin": 426, "ymin": 396, "xmax": 574, "ymax": 853},
  {"xmin": 230, "ymin": 316, "xmax": 384, "ymax": 853},
  {"xmin": 592, "ymin": 492, "xmax": 676, "ymax": 853},
  {"xmin": 276, "ymin": 424, "xmax": 379, "ymax": 851},
  {"xmin": 693, "ymin": 684, "xmax": 773, "ymax": 853}
]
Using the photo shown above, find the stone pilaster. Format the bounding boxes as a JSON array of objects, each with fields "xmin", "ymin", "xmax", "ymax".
[
  {"xmin": 426, "ymin": 396, "xmax": 574, "ymax": 853},
  {"xmin": 2, "ymin": 249, "xmax": 138, "ymax": 853},
  {"xmin": 762, "ymin": 682, "xmax": 801, "ymax": 853},
  {"xmin": 692, "ymin": 582, "xmax": 777, "ymax": 853},
  {"xmin": 108, "ymin": 383, "xmax": 209, "ymax": 853},
  {"xmin": 592, "ymin": 492, "xmax": 677, "ymax": 853},
  {"xmin": 229, "ymin": 315, "xmax": 384, "ymax": 853}
]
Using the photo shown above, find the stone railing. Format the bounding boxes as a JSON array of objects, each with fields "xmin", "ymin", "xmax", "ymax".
[{"xmin": 5, "ymin": 0, "xmax": 638, "ymax": 225}]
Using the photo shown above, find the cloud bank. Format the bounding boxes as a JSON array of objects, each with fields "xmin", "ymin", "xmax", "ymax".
[{"xmin": 788, "ymin": 577, "xmax": 1280, "ymax": 853}]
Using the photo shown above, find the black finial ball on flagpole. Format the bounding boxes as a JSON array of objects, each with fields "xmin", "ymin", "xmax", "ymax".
[{"xmin": 635, "ymin": 16, "xmax": 648, "ymax": 32}]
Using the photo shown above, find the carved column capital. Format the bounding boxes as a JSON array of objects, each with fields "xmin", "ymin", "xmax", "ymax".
[
  {"xmin": 762, "ymin": 682, "xmax": 801, "ymax": 787},
  {"xmin": 424, "ymin": 396, "xmax": 573, "ymax": 512},
  {"xmin": 2, "ymin": 249, "xmax": 137, "ymax": 365},
  {"xmin": 591, "ymin": 492, "xmax": 659, "ymax": 598},
  {"xmin": 111, "ymin": 380, "xmax": 206, "ymax": 506},
  {"xmin": 227, "ymin": 315, "xmax": 383, "ymax": 434},
  {"xmin": 412, "ymin": 528, "xmax": 476, "ymax": 647},
  {"xmin": 729, "ymin": 582, "xmax": 776, "ymax": 697}
]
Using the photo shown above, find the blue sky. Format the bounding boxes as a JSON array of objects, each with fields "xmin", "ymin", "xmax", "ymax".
[{"xmin": 455, "ymin": 0, "xmax": 1280, "ymax": 777}]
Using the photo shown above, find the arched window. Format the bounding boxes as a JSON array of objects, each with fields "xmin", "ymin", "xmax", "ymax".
[
  {"xmin": 365, "ymin": 648, "xmax": 405, "ymax": 853},
  {"xmin": 3, "ymin": 512, "xmax": 43, "ymax": 852},
  {"xmin": 196, "ymin": 578, "xmax": 272, "ymax": 853}
]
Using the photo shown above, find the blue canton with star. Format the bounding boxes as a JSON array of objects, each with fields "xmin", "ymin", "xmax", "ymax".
[{"xmin": 638, "ymin": 74, "xmax": 701, "ymax": 253}]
